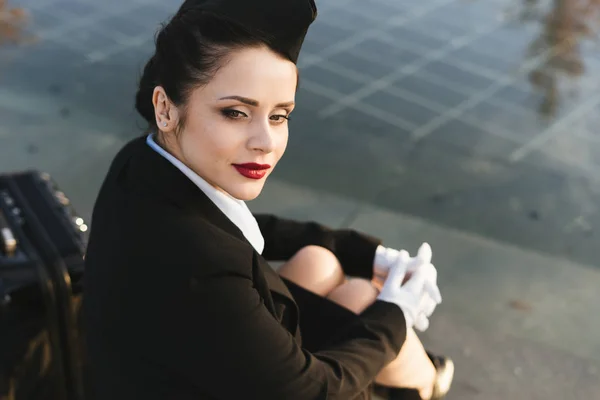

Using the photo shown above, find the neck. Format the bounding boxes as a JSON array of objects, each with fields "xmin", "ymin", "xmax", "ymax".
[{"xmin": 152, "ymin": 131, "xmax": 237, "ymax": 200}]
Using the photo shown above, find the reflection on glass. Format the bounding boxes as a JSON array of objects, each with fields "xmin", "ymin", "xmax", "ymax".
[{"xmin": 519, "ymin": 0, "xmax": 600, "ymax": 117}]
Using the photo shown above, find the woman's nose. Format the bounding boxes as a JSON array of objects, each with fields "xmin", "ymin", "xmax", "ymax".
[{"xmin": 249, "ymin": 123, "xmax": 275, "ymax": 153}]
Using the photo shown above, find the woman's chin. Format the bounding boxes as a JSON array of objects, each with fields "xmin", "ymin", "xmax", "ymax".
[{"xmin": 226, "ymin": 180, "xmax": 266, "ymax": 201}]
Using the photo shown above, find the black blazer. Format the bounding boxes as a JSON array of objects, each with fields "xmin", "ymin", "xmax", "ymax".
[{"xmin": 82, "ymin": 136, "xmax": 407, "ymax": 400}]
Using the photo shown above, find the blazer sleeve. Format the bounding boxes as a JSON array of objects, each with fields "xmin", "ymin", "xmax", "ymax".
[
  {"xmin": 152, "ymin": 269, "xmax": 407, "ymax": 399},
  {"xmin": 255, "ymin": 214, "xmax": 381, "ymax": 279}
]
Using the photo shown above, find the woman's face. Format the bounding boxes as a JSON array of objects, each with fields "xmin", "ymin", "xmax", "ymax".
[{"xmin": 154, "ymin": 46, "xmax": 297, "ymax": 201}]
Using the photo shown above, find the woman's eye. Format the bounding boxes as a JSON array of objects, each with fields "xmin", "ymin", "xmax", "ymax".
[
  {"xmin": 270, "ymin": 114, "xmax": 290, "ymax": 123},
  {"xmin": 221, "ymin": 109, "xmax": 246, "ymax": 119}
]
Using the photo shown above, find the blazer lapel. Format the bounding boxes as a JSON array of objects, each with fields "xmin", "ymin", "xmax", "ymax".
[
  {"xmin": 255, "ymin": 254, "xmax": 299, "ymax": 337},
  {"xmin": 128, "ymin": 135, "xmax": 299, "ymax": 307},
  {"xmin": 128, "ymin": 135, "xmax": 247, "ymax": 241},
  {"xmin": 256, "ymin": 254, "xmax": 295, "ymax": 303}
]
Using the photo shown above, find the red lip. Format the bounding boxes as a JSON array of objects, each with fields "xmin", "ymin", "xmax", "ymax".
[
  {"xmin": 234, "ymin": 163, "xmax": 271, "ymax": 170},
  {"xmin": 232, "ymin": 163, "xmax": 271, "ymax": 180}
]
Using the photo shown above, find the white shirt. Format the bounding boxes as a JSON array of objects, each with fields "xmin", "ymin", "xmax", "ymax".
[{"xmin": 146, "ymin": 134, "xmax": 265, "ymax": 254}]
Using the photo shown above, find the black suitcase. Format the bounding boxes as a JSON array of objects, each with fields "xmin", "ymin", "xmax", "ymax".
[{"xmin": 0, "ymin": 171, "xmax": 89, "ymax": 400}]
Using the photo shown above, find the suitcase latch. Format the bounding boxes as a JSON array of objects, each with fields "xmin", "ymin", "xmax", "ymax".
[{"xmin": 0, "ymin": 210, "xmax": 17, "ymax": 257}]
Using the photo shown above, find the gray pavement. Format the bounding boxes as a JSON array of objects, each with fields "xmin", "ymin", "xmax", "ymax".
[
  {"xmin": 253, "ymin": 179, "xmax": 600, "ymax": 399},
  {"xmin": 1, "ymin": 0, "xmax": 600, "ymax": 398}
]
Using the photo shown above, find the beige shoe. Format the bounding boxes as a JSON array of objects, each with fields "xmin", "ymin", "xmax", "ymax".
[
  {"xmin": 372, "ymin": 353, "xmax": 454, "ymax": 400},
  {"xmin": 427, "ymin": 353, "xmax": 454, "ymax": 399}
]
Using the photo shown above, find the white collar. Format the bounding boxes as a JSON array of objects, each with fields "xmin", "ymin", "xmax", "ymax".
[{"xmin": 146, "ymin": 134, "xmax": 265, "ymax": 254}]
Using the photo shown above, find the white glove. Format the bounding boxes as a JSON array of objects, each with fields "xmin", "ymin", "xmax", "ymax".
[
  {"xmin": 374, "ymin": 245, "xmax": 404, "ymax": 277},
  {"xmin": 374, "ymin": 242, "xmax": 441, "ymax": 303},
  {"xmin": 400, "ymin": 243, "xmax": 441, "ymax": 331},
  {"xmin": 376, "ymin": 248, "xmax": 441, "ymax": 332},
  {"xmin": 374, "ymin": 243, "xmax": 432, "ymax": 276}
]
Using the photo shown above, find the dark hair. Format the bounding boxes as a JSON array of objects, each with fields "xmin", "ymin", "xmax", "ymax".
[{"xmin": 135, "ymin": 5, "xmax": 288, "ymax": 130}]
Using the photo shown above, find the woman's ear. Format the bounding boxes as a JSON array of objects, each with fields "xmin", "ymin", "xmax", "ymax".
[{"xmin": 152, "ymin": 86, "xmax": 179, "ymax": 133}]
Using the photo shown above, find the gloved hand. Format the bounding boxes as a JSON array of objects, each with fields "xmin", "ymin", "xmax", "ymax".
[
  {"xmin": 375, "ymin": 247, "xmax": 441, "ymax": 332},
  {"xmin": 374, "ymin": 242, "xmax": 441, "ymax": 303},
  {"xmin": 374, "ymin": 243, "xmax": 431, "ymax": 278}
]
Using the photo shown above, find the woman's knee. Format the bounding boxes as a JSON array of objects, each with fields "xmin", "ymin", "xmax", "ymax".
[
  {"xmin": 278, "ymin": 245, "xmax": 345, "ymax": 296},
  {"xmin": 326, "ymin": 278, "xmax": 379, "ymax": 314}
]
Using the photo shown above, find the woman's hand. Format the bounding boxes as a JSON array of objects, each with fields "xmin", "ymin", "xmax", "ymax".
[
  {"xmin": 374, "ymin": 242, "xmax": 437, "ymax": 283},
  {"xmin": 373, "ymin": 244, "xmax": 419, "ymax": 277},
  {"xmin": 373, "ymin": 243, "xmax": 442, "ymax": 331},
  {"xmin": 376, "ymin": 252, "xmax": 441, "ymax": 331}
]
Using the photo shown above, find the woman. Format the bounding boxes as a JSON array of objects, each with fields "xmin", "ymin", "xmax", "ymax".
[{"xmin": 82, "ymin": 0, "xmax": 454, "ymax": 399}]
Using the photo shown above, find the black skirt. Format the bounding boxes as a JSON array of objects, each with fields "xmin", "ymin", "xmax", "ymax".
[
  {"xmin": 283, "ymin": 278, "xmax": 423, "ymax": 400},
  {"xmin": 282, "ymin": 278, "xmax": 362, "ymax": 352}
]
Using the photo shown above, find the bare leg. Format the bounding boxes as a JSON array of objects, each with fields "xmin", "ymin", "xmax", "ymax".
[
  {"xmin": 278, "ymin": 245, "xmax": 346, "ymax": 296},
  {"xmin": 278, "ymin": 246, "xmax": 436, "ymax": 399},
  {"xmin": 327, "ymin": 280, "xmax": 436, "ymax": 399}
]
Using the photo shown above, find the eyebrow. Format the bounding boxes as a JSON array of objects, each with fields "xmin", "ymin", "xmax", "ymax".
[{"xmin": 218, "ymin": 95, "xmax": 294, "ymax": 108}]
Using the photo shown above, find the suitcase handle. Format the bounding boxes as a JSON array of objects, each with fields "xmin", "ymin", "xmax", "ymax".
[{"xmin": 0, "ymin": 210, "xmax": 17, "ymax": 257}]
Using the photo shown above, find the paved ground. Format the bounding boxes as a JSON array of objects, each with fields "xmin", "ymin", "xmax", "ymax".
[
  {"xmin": 1, "ymin": 0, "xmax": 599, "ymax": 398},
  {"xmin": 253, "ymin": 179, "xmax": 600, "ymax": 399}
]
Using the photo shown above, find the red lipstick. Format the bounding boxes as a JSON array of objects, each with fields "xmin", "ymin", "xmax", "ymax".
[{"xmin": 232, "ymin": 163, "xmax": 271, "ymax": 180}]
